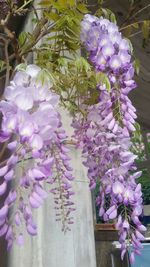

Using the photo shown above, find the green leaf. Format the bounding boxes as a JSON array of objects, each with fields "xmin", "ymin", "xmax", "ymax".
[
  {"xmin": 57, "ymin": 57, "xmax": 69, "ymax": 71},
  {"xmin": 0, "ymin": 60, "xmax": 6, "ymax": 72},
  {"xmin": 52, "ymin": 0, "xmax": 70, "ymax": 10},
  {"xmin": 36, "ymin": 69, "xmax": 56, "ymax": 86},
  {"xmin": 68, "ymin": 0, "xmax": 76, "ymax": 7},
  {"xmin": 133, "ymin": 122, "xmax": 141, "ymax": 138},
  {"xmin": 100, "ymin": 8, "xmax": 116, "ymax": 24},
  {"xmin": 39, "ymin": 0, "xmax": 52, "ymax": 6},
  {"xmin": 110, "ymin": 13, "xmax": 116, "ymax": 24},
  {"xmin": 124, "ymin": 26, "xmax": 132, "ymax": 37},
  {"xmin": 15, "ymin": 63, "xmax": 27, "ymax": 71},
  {"xmin": 45, "ymin": 12, "xmax": 60, "ymax": 21},
  {"xmin": 132, "ymin": 22, "xmax": 139, "ymax": 29},
  {"xmin": 65, "ymin": 40, "xmax": 79, "ymax": 50},
  {"xmin": 74, "ymin": 57, "xmax": 91, "ymax": 72},
  {"xmin": 65, "ymin": 26, "xmax": 79, "ymax": 39},
  {"xmin": 125, "ymin": 38, "xmax": 133, "ymax": 54},
  {"xmin": 18, "ymin": 31, "xmax": 28, "ymax": 47},
  {"xmin": 55, "ymin": 16, "xmax": 67, "ymax": 28},
  {"xmin": 134, "ymin": 58, "xmax": 140, "ymax": 75},
  {"xmin": 77, "ymin": 3, "xmax": 89, "ymax": 14},
  {"xmin": 142, "ymin": 20, "xmax": 150, "ymax": 40}
]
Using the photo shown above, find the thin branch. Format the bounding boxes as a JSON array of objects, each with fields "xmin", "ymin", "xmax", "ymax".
[
  {"xmin": 0, "ymin": 11, "xmax": 11, "ymax": 27},
  {"xmin": 0, "ymin": 11, "xmax": 14, "ymax": 39},
  {"xmin": 0, "ymin": 139, "xmax": 77, "ymax": 168},
  {"xmin": 121, "ymin": 3, "xmax": 150, "ymax": 28},
  {"xmin": 63, "ymin": 139, "xmax": 77, "ymax": 146},
  {"xmin": 0, "ymin": 158, "xmax": 7, "ymax": 168},
  {"xmin": 129, "ymin": 27, "xmax": 150, "ymax": 38},
  {"xmin": 4, "ymin": 40, "xmax": 10, "ymax": 87},
  {"xmin": 36, "ymin": 22, "xmax": 57, "ymax": 43},
  {"xmin": 129, "ymin": 30, "xmax": 142, "ymax": 38},
  {"xmin": 0, "ymin": 74, "xmax": 6, "ymax": 81},
  {"xmin": 120, "ymin": 20, "xmax": 147, "ymax": 31},
  {"xmin": 0, "ymin": 141, "xmax": 8, "ymax": 162},
  {"xmin": 129, "ymin": 3, "xmax": 150, "ymax": 20},
  {"xmin": 19, "ymin": 19, "xmax": 57, "ymax": 58},
  {"xmin": 15, "ymin": 0, "xmax": 33, "ymax": 13},
  {"xmin": 19, "ymin": 17, "xmax": 48, "ymax": 57},
  {"xmin": 0, "ymin": 35, "xmax": 6, "ymax": 42},
  {"xmin": 31, "ymin": 3, "xmax": 40, "ymax": 21}
]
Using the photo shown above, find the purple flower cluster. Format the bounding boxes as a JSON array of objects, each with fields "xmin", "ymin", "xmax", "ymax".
[
  {"xmin": 0, "ymin": 65, "xmax": 75, "ymax": 248},
  {"xmin": 75, "ymin": 14, "xmax": 146, "ymax": 263},
  {"xmin": 81, "ymin": 14, "xmax": 137, "ymax": 136}
]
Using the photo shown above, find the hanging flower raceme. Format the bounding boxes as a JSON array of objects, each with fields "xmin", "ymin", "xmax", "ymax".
[
  {"xmin": 73, "ymin": 14, "xmax": 146, "ymax": 263},
  {"xmin": 0, "ymin": 65, "xmax": 75, "ymax": 248}
]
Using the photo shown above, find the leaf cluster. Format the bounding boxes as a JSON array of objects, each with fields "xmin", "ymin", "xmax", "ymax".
[{"xmin": 33, "ymin": 0, "xmax": 102, "ymax": 114}]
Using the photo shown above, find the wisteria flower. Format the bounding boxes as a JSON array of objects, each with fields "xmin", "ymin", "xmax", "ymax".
[
  {"xmin": 0, "ymin": 64, "xmax": 75, "ymax": 249},
  {"xmin": 75, "ymin": 14, "xmax": 145, "ymax": 264}
]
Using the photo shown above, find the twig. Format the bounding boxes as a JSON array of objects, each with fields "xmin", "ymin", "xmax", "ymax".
[
  {"xmin": 129, "ymin": 30, "xmax": 142, "ymax": 38},
  {"xmin": 120, "ymin": 20, "xmax": 148, "ymax": 31},
  {"xmin": 31, "ymin": 3, "xmax": 40, "ymax": 21},
  {"xmin": 0, "ymin": 139, "xmax": 77, "ymax": 168},
  {"xmin": 19, "ymin": 17, "xmax": 48, "ymax": 57},
  {"xmin": 0, "ymin": 11, "xmax": 11, "ymax": 27},
  {"xmin": 0, "ymin": 158, "xmax": 7, "ymax": 167},
  {"xmin": 36, "ymin": 22, "xmax": 57, "ymax": 43},
  {"xmin": 63, "ymin": 139, "xmax": 77, "ymax": 146},
  {"xmin": 129, "ymin": 3, "xmax": 150, "ymax": 20},
  {"xmin": 15, "ymin": 0, "xmax": 33, "ymax": 13},
  {"xmin": 0, "ymin": 141, "xmax": 8, "ymax": 162},
  {"xmin": 4, "ymin": 40, "xmax": 10, "ymax": 87},
  {"xmin": 0, "ymin": 35, "xmax": 7, "ymax": 42},
  {"xmin": 121, "ymin": 3, "xmax": 150, "ymax": 28}
]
